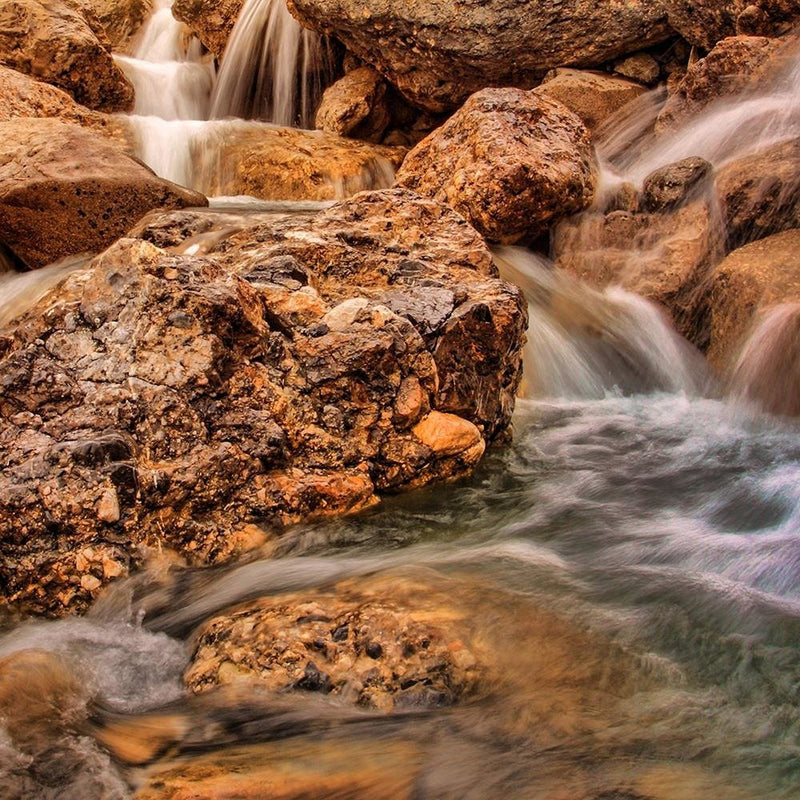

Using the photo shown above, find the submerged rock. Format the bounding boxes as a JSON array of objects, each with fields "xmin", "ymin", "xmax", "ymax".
[
  {"xmin": 186, "ymin": 573, "xmax": 487, "ymax": 710},
  {"xmin": 0, "ymin": 0, "xmax": 134, "ymax": 112},
  {"xmin": 287, "ymin": 0, "xmax": 671, "ymax": 112},
  {"xmin": 395, "ymin": 88, "xmax": 597, "ymax": 243},
  {"xmin": 0, "ymin": 118, "xmax": 206, "ymax": 269},
  {"xmin": 0, "ymin": 189, "xmax": 526, "ymax": 616}
]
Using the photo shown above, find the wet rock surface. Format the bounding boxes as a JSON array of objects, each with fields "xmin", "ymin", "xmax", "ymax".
[
  {"xmin": 0, "ymin": 0, "xmax": 134, "ymax": 112},
  {"xmin": 395, "ymin": 89, "xmax": 597, "ymax": 243},
  {"xmin": 0, "ymin": 118, "xmax": 206, "ymax": 269},
  {"xmin": 707, "ymin": 228, "xmax": 800, "ymax": 370},
  {"xmin": 0, "ymin": 189, "xmax": 526, "ymax": 616},
  {"xmin": 171, "ymin": 0, "xmax": 244, "ymax": 58},
  {"xmin": 186, "ymin": 573, "xmax": 487, "ymax": 710},
  {"xmin": 287, "ymin": 0, "xmax": 671, "ymax": 112},
  {"xmin": 657, "ymin": 35, "xmax": 785, "ymax": 131}
]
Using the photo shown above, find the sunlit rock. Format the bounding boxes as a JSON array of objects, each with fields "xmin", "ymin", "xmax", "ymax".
[
  {"xmin": 395, "ymin": 89, "xmax": 597, "ymax": 243},
  {"xmin": 0, "ymin": 118, "xmax": 206, "ymax": 269},
  {"xmin": 0, "ymin": 189, "xmax": 525, "ymax": 616},
  {"xmin": 0, "ymin": 0, "xmax": 134, "ymax": 112},
  {"xmin": 172, "ymin": 0, "xmax": 244, "ymax": 58}
]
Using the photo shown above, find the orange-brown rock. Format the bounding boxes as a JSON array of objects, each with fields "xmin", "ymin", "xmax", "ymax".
[
  {"xmin": 657, "ymin": 35, "xmax": 785, "ymax": 132},
  {"xmin": 0, "ymin": 189, "xmax": 526, "ymax": 616},
  {"xmin": 706, "ymin": 228, "xmax": 800, "ymax": 370},
  {"xmin": 535, "ymin": 69, "xmax": 648, "ymax": 132},
  {"xmin": 315, "ymin": 66, "xmax": 390, "ymax": 143},
  {"xmin": 715, "ymin": 137, "xmax": 800, "ymax": 250},
  {"xmin": 0, "ymin": 0, "xmax": 134, "ymax": 112},
  {"xmin": 182, "ymin": 123, "xmax": 406, "ymax": 200},
  {"xmin": 287, "ymin": 0, "xmax": 671, "ymax": 112},
  {"xmin": 395, "ymin": 88, "xmax": 597, "ymax": 243},
  {"xmin": 0, "ymin": 118, "xmax": 206, "ymax": 269},
  {"xmin": 186, "ymin": 573, "xmax": 487, "ymax": 710},
  {"xmin": 665, "ymin": 0, "xmax": 800, "ymax": 48},
  {"xmin": 171, "ymin": 0, "xmax": 244, "ymax": 58}
]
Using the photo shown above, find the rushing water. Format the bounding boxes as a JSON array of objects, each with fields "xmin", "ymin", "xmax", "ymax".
[{"xmin": 2, "ymin": 7, "xmax": 800, "ymax": 800}]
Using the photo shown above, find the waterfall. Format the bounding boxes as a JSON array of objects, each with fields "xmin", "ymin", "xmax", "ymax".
[
  {"xmin": 493, "ymin": 246, "xmax": 706, "ymax": 399},
  {"xmin": 209, "ymin": 0, "xmax": 333, "ymax": 128}
]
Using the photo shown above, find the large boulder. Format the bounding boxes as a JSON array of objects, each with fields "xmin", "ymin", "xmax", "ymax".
[
  {"xmin": 707, "ymin": 228, "xmax": 800, "ymax": 371},
  {"xmin": 186, "ymin": 573, "xmax": 488, "ymax": 710},
  {"xmin": 286, "ymin": 0, "xmax": 671, "ymax": 112},
  {"xmin": 314, "ymin": 66, "xmax": 390, "ymax": 143},
  {"xmin": 0, "ymin": 0, "xmax": 134, "ymax": 112},
  {"xmin": 395, "ymin": 89, "xmax": 597, "ymax": 243},
  {"xmin": 171, "ymin": 0, "xmax": 244, "ymax": 58},
  {"xmin": 0, "ymin": 119, "xmax": 206, "ymax": 269},
  {"xmin": 657, "ymin": 35, "xmax": 785, "ymax": 131},
  {"xmin": 0, "ymin": 189, "xmax": 526, "ymax": 616}
]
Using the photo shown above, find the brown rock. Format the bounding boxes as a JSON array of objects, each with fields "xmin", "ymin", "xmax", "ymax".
[
  {"xmin": 185, "ymin": 574, "xmax": 487, "ymax": 710},
  {"xmin": 0, "ymin": 118, "xmax": 206, "ymax": 269},
  {"xmin": 171, "ymin": 0, "xmax": 244, "ymax": 58},
  {"xmin": 715, "ymin": 137, "xmax": 800, "ymax": 250},
  {"xmin": 315, "ymin": 66, "xmax": 390, "ymax": 143},
  {"xmin": 641, "ymin": 157, "xmax": 713, "ymax": 212},
  {"xmin": 395, "ymin": 88, "xmax": 597, "ymax": 243},
  {"xmin": 0, "ymin": 189, "xmax": 526, "ymax": 615},
  {"xmin": 287, "ymin": 0, "xmax": 671, "ymax": 113},
  {"xmin": 0, "ymin": 0, "xmax": 134, "ymax": 112},
  {"xmin": 189, "ymin": 123, "xmax": 405, "ymax": 201},
  {"xmin": 657, "ymin": 35, "xmax": 785, "ymax": 131},
  {"xmin": 64, "ymin": 0, "xmax": 152, "ymax": 51},
  {"xmin": 707, "ymin": 228, "xmax": 800, "ymax": 370},
  {"xmin": 614, "ymin": 52, "xmax": 662, "ymax": 85},
  {"xmin": 665, "ymin": 0, "xmax": 800, "ymax": 48},
  {"xmin": 535, "ymin": 69, "xmax": 648, "ymax": 132}
]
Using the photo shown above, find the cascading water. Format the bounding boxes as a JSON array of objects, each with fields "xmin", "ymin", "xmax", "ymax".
[
  {"xmin": 115, "ymin": 0, "xmax": 391, "ymax": 198},
  {"xmin": 209, "ymin": 0, "xmax": 333, "ymax": 128}
]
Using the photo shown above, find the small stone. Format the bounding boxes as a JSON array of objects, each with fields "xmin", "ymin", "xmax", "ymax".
[
  {"xmin": 412, "ymin": 411, "xmax": 482, "ymax": 457},
  {"xmin": 80, "ymin": 574, "xmax": 101, "ymax": 591},
  {"xmin": 97, "ymin": 488, "xmax": 120, "ymax": 523},
  {"xmin": 365, "ymin": 641, "xmax": 383, "ymax": 659},
  {"xmin": 613, "ymin": 52, "xmax": 661, "ymax": 85}
]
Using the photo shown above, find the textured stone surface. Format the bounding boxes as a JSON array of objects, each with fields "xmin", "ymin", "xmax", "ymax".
[
  {"xmin": 657, "ymin": 35, "xmax": 785, "ymax": 131},
  {"xmin": 665, "ymin": 0, "xmax": 800, "ymax": 48},
  {"xmin": 707, "ymin": 228, "xmax": 800, "ymax": 369},
  {"xmin": 0, "ymin": 0, "xmax": 134, "ymax": 112},
  {"xmin": 186, "ymin": 573, "xmax": 487, "ymax": 710},
  {"xmin": 0, "ymin": 189, "xmax": 526, "ymax": 616},
  {"xmin": 641, "ymin": 157, "xmax": 713, "ymax": 212},
  {"xmin": 0, "ymin": 118, "xmax": 206, "ymax": 269},
  {"xmin": 66, "ymin": 0, "xmax": 152, "ymax": 50},
  {"xmin": 395, "ymin": 88, "xmax": 597, "ymax": 243},
  {"xmin": 171, "ymin": 0, "xmax": 244, "ymax": 58},
  {"xmin": 715, "ymin": 137, "xmax": 800, "ymax": 250},
  {"xmin": 535, "ymin": 69, "xmax": 648, "ymax": 132},
  {"xmin": 287, "ymin": 0, "xmax": 671, "ymax": 112},
  {"xmin": 315, "ymin": 66, "xmax": 390, "ymax": 143}
]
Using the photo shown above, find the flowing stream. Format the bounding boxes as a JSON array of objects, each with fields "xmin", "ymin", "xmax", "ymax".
[{"xmin": 1, "ymin": 5, "xmax": 800, "ymax": 800}]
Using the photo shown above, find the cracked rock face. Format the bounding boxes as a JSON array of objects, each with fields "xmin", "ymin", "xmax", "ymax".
[{"xmin": 0, "ymin": 188, "xmax": 526, "ymax": 617}]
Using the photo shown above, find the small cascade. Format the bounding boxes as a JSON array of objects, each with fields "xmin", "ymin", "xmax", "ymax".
[
  {"xmin": 494, "ymin": 246, "xmax": 706, "ymax": 399},
  {"xmin": 728, "ymin": 303, "xmax": 800, "ymax": 417},
  {"xmin": 114, "ymin": 0, "xmax": 214, "ymax": 121},
  {"xmin": 210, "ymin": 0, "xmax": 333, "ymax": 128}
]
